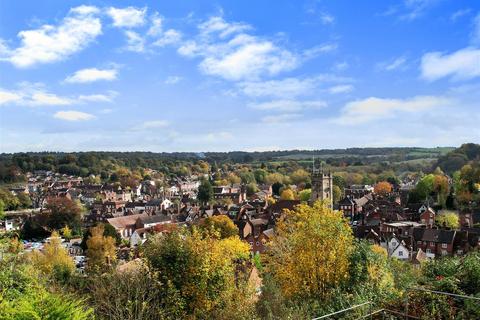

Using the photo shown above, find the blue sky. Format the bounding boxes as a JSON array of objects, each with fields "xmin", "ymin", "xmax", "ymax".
[{"xmin": 0, "ymin": 0, "xmax": 479, "ymax": 152}]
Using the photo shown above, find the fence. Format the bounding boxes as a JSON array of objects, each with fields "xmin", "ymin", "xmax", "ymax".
[{"xmin": 311, "ymin": 287, "xmax": 480, "ymax": 319}]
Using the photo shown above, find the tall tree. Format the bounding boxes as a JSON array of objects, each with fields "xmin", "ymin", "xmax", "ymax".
[
  {"xmin": 86, "ymin": 225, "xmax": 117, "ymax": 273},
  {"xmin": 267, "ymin": 201, "xmax": 353, "ymax": 300},
  {"xmin": 197, "ymin": 179, "xmax": 213, "ymax": 205}
]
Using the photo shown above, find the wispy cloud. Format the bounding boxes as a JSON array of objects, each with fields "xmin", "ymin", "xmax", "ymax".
[
  {"xmin": 65, "ymin": 68, "xmax": 118, "ymax": 83},
  {"xmin": 378, "ymin": 56, "xmax": 408, "ymax": 71},
  {"xmin": 262, "ymin": 113, "xmax": 302, "ymax": 123},
  {"xmin": 124, "ymin": 30, "xmax": 146, "ymax": 52},
  {"xmin": 54, "ymin": 110, "xmax": 95, "ymax": 121},
  {"xmin": 177, "ymin": 16, "xmax": 299, "ymax": 81},
  {"xmin": 141, "ymin": 120, "xmax": 169, "ymax": 128},
  {"xmin": 0, "ymin": 5, "xmax": 102, "ymax": 68},
  {"xmin": 164, "ymin": 76, "xmax": 182, "ymax": 84},
  {"xmin": 0, "ymin": 84, "xmax": 116, "ymax": 106},
  {"xmin": 107, "ymin": 6, "xmax": 147, "ymax": 28},
  {"xmin": 250, "ymin": 100, "xmax": 327, "ymax": 112},
  {"xmin": 420, "ymin": 48, "xmax": 480, "ymax": 81},
  {"xmin": 336, "ymin": 95, "xmax": 451, "ymax": 124},
  {"xmin": 328, "ymin": 84, "xmax": 354, "ymax": 94},
  {"xmin": 450, "ymin": 9, "xmax": 471, "ymax": 22},
  {"xmin": 238, "ymin": 74, "xmax": 353, "ymax": 99}
]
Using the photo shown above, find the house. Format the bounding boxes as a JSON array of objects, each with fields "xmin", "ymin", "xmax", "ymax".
[
  {"xmin": 413, "ymin": 228, "xmax": 456, "ymax": 259},
  {"xmin": 420, "ymin": 207, "xmax": 435, "ymax": 228},
  {"xmin": 213, "ymin": 186, "xmax": 247, "ymax": 204},
  {"xmin": 385, "ymin": 235, "xmax": 410, "ymax": 260},
  {"xmin": 107, "ymin": 213, "xmax": 149, "ymax": 239}
]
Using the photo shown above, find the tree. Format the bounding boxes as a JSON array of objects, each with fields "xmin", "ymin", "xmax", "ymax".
[
  {"xmin": 197, "ymin": 179, "xmax": 213, "ymax": 205},
  {"xmin": 29, "ymin": 231, "xmax": 75, "ymax": 281},
  {"xmin": 289, "ymin": 169, "xmax": 310, "ymax": 186},
  {"xmin": 272, "ymin": 182, "xmax": 284, "ymax": 196},
  {"xmin": 374, "ymin": 181, "xmax": 393, "ymax": 195},
  {"xmin": 298, "ymin": 189, "xmax": 311, "ymax": 202},
  {"xmin": 16, "ymin": 192, "xmax": 32, "ymax": 208},
  {"xmin": 44, "ymin": 197, "xmax": 83, "ymax": 233},
  {"xmin": 142, "ymin": 228, "xmax": 253, "ymax": 318},
  {"xmin": 267, "ymin": 201, "xmax": 354, "ymax": 300},
  {"xmin": 254, "ymin": 169, "xmax": 267, "ymax": 184},
  {"xmin": 0, "ymin": 199, "xmax": 4, "ymax": 220},
  {"xmin": 246, "ymin": 182, "xmax": 259, "ymax": 196},
  {"xmin": 436, "ymin": 211, "xmax": 459, "ymax": 229},
  {"xmin": 280, "ymin": 189, "xmax": 295, "ymax": 200},
  {"xmin": 199, "ymin": 215, "xmax": 239, "ymax": 239},
  {"xmin": 332, "ymin": 185, "xmax": 342, "ymax": 204},
  {"xmin": 80, "ymin": 222, "xmax": 121, "ymax": 250},
  {"xmin": 61, "ymin": 225, "xmax": 72, "ymax": 241},
  {"xmin": 86, "ymin": 225, "xmax": 117, "ymax": 273}
]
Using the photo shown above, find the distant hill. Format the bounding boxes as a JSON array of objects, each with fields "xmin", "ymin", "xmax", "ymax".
[{"xmin": 436, "ymin": 143, "xmax": 480, "ymax": 174}]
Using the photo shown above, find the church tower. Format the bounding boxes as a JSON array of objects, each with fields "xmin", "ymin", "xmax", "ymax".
[{"xmin": 309, "ymin": 158, "xmax": 333, "ymax": 209}]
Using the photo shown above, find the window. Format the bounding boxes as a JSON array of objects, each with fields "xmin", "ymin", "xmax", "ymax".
[
  {"xmin": 441, "ymin": 250, "xmax": 447, "ymax": 256},
  {"xmin": 398, "ymin": 251, "xmax": 403, "ymax": 256},
  {"xmin": 441, "ymin": 243, "xmax": 447, "ymax": 249},
  {"xmin": 430, "ymin": 242, "xmax": 435, "ymax": 247},
  {"xmin": 426, "ymin": 249, "xmax": 431, "ymax": 254}
]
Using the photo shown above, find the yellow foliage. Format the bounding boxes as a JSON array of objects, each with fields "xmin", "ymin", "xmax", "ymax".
[
  {"xmin": 268, "ymin": 201, "xmax": 354, "ymax": 299},
  {"xmin": 86, "ymin": 225, "xmax": 117, "ymax": 272},
  {"xmin": 29, "ymin": 231, "xmax": 74, "ymax": 276},
  {"xmin": 280, "ymin": 189, "xmax": 295, "ymax": 200}
]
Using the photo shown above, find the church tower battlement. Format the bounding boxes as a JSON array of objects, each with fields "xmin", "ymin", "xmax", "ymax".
[{"xmin": 309, "ymin": 158, "xmax": 333, "ymax": 209}]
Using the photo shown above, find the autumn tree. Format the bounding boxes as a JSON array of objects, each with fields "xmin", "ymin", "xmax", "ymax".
[
  {"xmin": 267, "ymin": 201, "xmax": 354, "ymax": 300},
  {"xmin": 44, "ymin": 197, "xmax": 83, "ymax": 233},
  {"xmin": 436, "ymin": 211, "xmax": 459, "ymax": 229},
  {"xmin": 199, "ymin": 215, "xmax": 239, "ymax": 239},
  {"xmin": 374, "ymin": 181, "xmax": 393, "ymax": 195},
  {"xmin": 142, "ymin": 228, "xmax": 254, "ymax": 318},
  {"xmin": 86, "ymin": 225, "xmax": 117, "ymax": 273},
  {"xmin": 280, "ymin": 189, "xmax": 295, "ymax": 200},
  {"xmin": 29, "ymin": 231, "xmax": 75, "ymax": 281},
  {"xmin": 289, "ymin": 169, "xmax": 310, "ymax": 186},
  {"xmin": 298, "ymin": 189, "xmax": 311, "ymax": 202}
]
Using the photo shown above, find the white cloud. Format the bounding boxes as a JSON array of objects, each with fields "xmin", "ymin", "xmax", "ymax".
[
  {"xmin": 238, "ymin": 75, "xmax": 353, "ymax": 99},
  {"xmin": 0, "ymin": 84, "xmax": 115, "ymax": 106},
  {"xmin": 153, "ymin": 29, "xmax": 182, "ymax": 47},
  {"xmin": 198, "ymin": 16, "xmax": 251, "ymax": 38},
  {"xmin": 29, "ymin": 92, "xmax": 72, "ymax": 106},
  {"xmin": 400, "ymin": 0, "xmax": 439, "ymax": 21},
  {"xmin": 2, "ymin": 6, "xmax": 101, "ymax": 68},
  {"xmin": 328, "ymin": 84, "xmax": 354, "ymax": 94},
  {"xmin": 142, "ymin": 120, "xmax": 169, "ymax": 128},
  {"xmin": 164, "ymin": 76, "xmax": 182, "ymax": 84},
  {"xmin": 147, "ymin": 13, "xmax": 163, "ymax": 36},
  {"xmin": 238, "ymin": 78, "xmax": 316, "ymax": 98},
  {"xmin": 420, "ymin": 48, "xmax": 480, "ymax": 81},
  {"xmin": 262, "ymin": 113, "xmax": 302, "ymax": 123},
  {"xmin": 107, "ymin": 7, "xmax": 146, "ymax": 28},
  {"xmin": 0, "ymin": 90, "xmax": 22, "ymax": 105},
  {"xmin": 379, "ymin": 56, "xmax": 407, "ymax": 71},
  {"xmin": 65, "ymin": 67, "xmax": 117, "ymax": 83},
  {"xmin": 450, "ymin": 9, "xmax": 471, "ymax": 22},
  {"xmin": 303, "ymin": 43, "xmax": 338, "ymax": 59},
  {"xmin": 337, "ymin": 95, "xmax": 451, "ymax": 124},
  {"xmin": 320, "ymin": 13, "xmax": 335, "ymax": 25},
  {"xmin": 78, "ymin": 93, "xmax": 115, "ymax": 103},
  {"xmin": 177, "ymin": 16, "xmax": 298, "ymax": 81},
  {"xmin": 333, "ymin": 61, "xmax": 349, "ymax": 71},
  {"xmin": 124, "ymin": 30, "xmax": 145, "ymax": 52},
  {"xmin": 472, "ymin": 13, "xmax": 480, "ymax": 45},
  {"xmin": 205, "ymin": 131, "xmax": 233, "ymax": 141},
  {"xmin": 54, "ymin": 110, "xmax": 95, "ymax": 121},
  {"xmin": 250, "ymin": 100, "xmax": 326, "ymax": 112}
]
